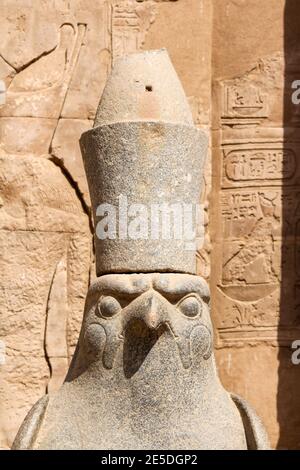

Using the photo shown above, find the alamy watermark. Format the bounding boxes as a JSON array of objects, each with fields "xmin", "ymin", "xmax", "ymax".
[
  {"xmin": 291, "ymin": 340, "xmax": 300, "ymax": 365},
  {"xmin": 291, "ymin": 80, "xmax": 300, "ymax": 104},
  {"xmin": 95, "ymin": 195, "xmax": 204, "ymax": 251}
]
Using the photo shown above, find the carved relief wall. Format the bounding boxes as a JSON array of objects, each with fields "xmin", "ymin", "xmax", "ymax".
[
  {"xmin": 212, "ymin": 0, "xmax": 300, "ymax": 449},
  {"xmin": 0, "ymin": 0, "xmax": 212, "ymax": 449}
]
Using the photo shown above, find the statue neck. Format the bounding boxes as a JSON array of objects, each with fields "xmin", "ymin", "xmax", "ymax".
[{"xmin": 75, "ymin": 327, "xmax": 221, "ymax": 412}]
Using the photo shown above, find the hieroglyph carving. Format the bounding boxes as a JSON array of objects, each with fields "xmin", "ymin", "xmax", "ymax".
[{"xmin": 111, "ymin": 1, "xmax": 156, "ymax": 62}]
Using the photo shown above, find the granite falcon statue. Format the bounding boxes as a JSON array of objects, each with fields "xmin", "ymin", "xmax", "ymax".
[{"xmin": 12, "ymin": 49, "xmax": 270, "ymax": 450}]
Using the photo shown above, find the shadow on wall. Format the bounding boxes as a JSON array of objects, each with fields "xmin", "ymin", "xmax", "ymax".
[{"xmin": 278, "ymin": 0, "xmax": 300, "ymax": 450}]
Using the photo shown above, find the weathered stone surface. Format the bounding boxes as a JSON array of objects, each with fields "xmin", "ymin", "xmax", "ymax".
[
  {"xmin": 81, "ymin": 121, "xmax": 207, "ymax": 275},
  {"xmin": 51, "ymin": 118, "xmax": 92, "ymax": 207},
  {"xmin": 0, "ymin": 81, "xmax": 5, "ymax": 105},
  {"xmin": 2, "ymin": 0, "xmax": 214, "ymax": 448},
  {"xmin": 211, "ymin": 0, "xmax": 300, "ymax": 449},
  {"xmin": 13, "ymin": 50, "xmax": 269, "ymax": 451},
  {"xmin": 0, "ymin": 154, "xmax": 88, "ymax": 232},
  {"xmin": 94, "ymin": 49, "xmax": 193, "ymax": 126},
  {"xmin": 2, "ymin": 0, "xmax": 298, "ymax": 450},
  {"xmin": 81, "ymin": 50, "xmax": 208, "ymax": 276},
  {"xmin": 13, "ymin": 273, "xmax": 269, "ymax": 450},
  {"xmin": 0, "ymin": 118, "xmax": 56, "ymax": 156},
  {"xmin": 143, "ymin": 0, "xmax": 212, "ymax": 127},
  {"xmin": 0, "ymin": 154, "xmax": 91, "ymax": 448}
]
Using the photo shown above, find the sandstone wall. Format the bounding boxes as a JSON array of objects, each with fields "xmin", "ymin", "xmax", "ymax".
[
  {"xmin": 212, "ymin": 0, "xmax": 300, "ymax": 449},
  {"xmin": 0, "ymin": 0, "xmax": 299, "ymax": 449}
]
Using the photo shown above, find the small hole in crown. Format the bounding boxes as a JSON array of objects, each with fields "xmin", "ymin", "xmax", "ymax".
[{"xmin": 145, "ymin": 85, "xmax": 153, "ymax": 92}]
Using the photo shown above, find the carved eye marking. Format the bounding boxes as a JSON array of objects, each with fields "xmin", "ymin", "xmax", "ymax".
[
  {"xmin": 97, "ymin": 296, "xmax": 121, "ymax": 318},
  {"xmin": 178, "ymin": 295, "xmax": 202, "ymax": 318}
]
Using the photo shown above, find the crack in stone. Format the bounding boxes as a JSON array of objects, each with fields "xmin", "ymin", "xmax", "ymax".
[{"xmin": 48, "ymin": 154, "xmax": 93, "ymax": 233}]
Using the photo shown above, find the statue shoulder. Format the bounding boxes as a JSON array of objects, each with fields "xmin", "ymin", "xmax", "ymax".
[
  {"xmin": 231, "ymin": 393, "xmax": 271, "ymax": 450},
  {"xmin": 11, "ymin": 395, "xmax": 50, "ymax": 450}
]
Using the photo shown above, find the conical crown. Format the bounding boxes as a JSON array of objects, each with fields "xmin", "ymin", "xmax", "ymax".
[
  {"xmin": 94, "ymin": 49, "xmax": 193, "ymax": 126},
  {"xmin": 80, "ymin": 49, "xmax": 207, "ymax": 276}
]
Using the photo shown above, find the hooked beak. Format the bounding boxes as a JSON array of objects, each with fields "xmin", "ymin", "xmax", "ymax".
[
  {"xmin": 125, "ymin": 291, "xmax": 168, "ymax": 331},
  {"xmin": 143, "ymin": 294, "xmax": 161, "ymax": 329}
]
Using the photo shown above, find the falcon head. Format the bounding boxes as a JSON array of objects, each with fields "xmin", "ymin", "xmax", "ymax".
[{"xmin": 72, "ymin": 273, "xmax": 213, "ymax": 376}]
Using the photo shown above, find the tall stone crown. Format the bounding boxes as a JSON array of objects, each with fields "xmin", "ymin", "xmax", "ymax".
[{"xmin": 80, "ymin": 49, "xmax": 208, "ymax": 276}]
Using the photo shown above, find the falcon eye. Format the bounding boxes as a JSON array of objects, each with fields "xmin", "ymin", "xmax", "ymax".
[
  {"xmin": 97, "ymin": 296, "xmax": 121, "ymax": 318},
  {"xmin": 178, "ymin": 296, "xmax": 202, "ymax": 318}
]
